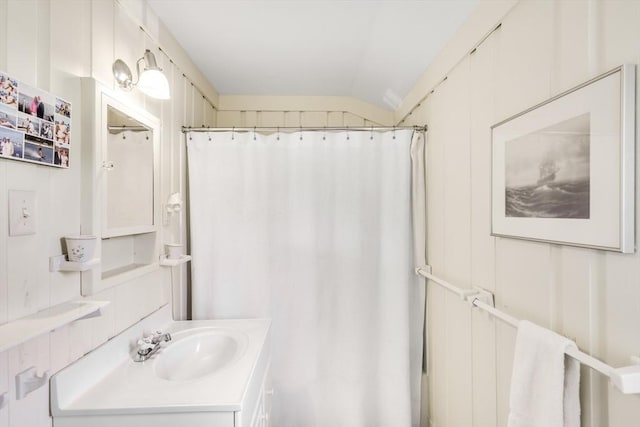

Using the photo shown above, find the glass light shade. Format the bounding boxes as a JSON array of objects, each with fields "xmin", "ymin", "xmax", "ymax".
[{"xmin": 137, "ymin": 69, "xmax": 170, "ymax": 100}]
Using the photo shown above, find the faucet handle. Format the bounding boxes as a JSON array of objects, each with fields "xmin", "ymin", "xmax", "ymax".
[
  {"xmin": 137, "ymin": 338, "xmax": 155, "ymax": 351},
  {"xmin": 152, "ymin": 331, "xmax": 171, "ymax": 344},
  {"xmin": 143, "ymin": 330, "xmax": 171, "ymax": 345}
]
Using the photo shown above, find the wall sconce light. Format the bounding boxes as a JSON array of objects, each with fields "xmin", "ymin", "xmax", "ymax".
[
  {"xmin": 112, "ymin": 49, "xmax": 170, "ymax": 100},
  {"xmin": 164, "ymin": 192, "xmax": 183, "ymax": 225}
]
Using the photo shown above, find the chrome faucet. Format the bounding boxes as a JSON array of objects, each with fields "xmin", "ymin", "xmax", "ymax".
[{"xmin": 134, "ymin": 331, "xmax": 171, "ymax": 362}]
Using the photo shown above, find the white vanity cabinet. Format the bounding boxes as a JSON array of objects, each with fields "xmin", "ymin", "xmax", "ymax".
[{"xmin": 51, "ymin": 307, "xmax": 271, "ymax": 427}]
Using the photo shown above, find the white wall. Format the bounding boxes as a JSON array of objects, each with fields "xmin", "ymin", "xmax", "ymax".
[
  {"xmin": 216, "ymin": 94, "xmax": 395, "ymax": 127},
  {"xmin": 0, "ymin": 0, "xmax": 219, "ymax": 425},
  {"xmin": 401, "ymin": 1, "xmax": 640, "ymax": 426}
]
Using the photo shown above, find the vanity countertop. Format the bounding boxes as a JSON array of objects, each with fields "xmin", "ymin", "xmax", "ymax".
[{"xmin": 51, "ymin": 307, "xmax": 270, "ymax": 425}]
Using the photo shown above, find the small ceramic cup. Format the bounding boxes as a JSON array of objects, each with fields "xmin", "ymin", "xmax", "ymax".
[
  {"xmin": 64, "ymin": 235, "xmax": 97, "ymax": 262},
  {"xmin": 166, "ymin": 243, "xmax": 183, "ymax": 260}
]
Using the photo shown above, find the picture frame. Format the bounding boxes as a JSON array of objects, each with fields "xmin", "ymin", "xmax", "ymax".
[{"xmin": 491, "ymin": 64, "xmax": 635, "ymax": 253}]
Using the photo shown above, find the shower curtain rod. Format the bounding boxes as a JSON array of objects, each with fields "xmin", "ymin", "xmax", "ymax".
[
  {"xmin": 108, "ymin": 125, "xmax": 149, "ymax": 133},
  {"xmin": 182, "ymin": 125, "xmax": 427, "ymax": 133}
]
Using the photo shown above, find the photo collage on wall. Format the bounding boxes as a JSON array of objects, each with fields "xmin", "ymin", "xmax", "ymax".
[{"xmin": 0, "ymin": 71, "xmax": 71, "ymax": 168}]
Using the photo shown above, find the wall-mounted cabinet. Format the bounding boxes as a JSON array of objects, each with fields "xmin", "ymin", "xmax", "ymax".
[{"xmin": 80, "ymin": 79, "xmax": 161, "ymax": 295}]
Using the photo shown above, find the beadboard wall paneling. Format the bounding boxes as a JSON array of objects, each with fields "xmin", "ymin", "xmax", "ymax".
[{"xmin": 402, "ymin": 1, "xmax": 640, "ymax": 425}]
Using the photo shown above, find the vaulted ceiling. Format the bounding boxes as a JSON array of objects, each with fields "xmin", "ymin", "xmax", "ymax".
[{"xmin": 147, "ymin": 0, "xmax": 479, "ymax": 110}]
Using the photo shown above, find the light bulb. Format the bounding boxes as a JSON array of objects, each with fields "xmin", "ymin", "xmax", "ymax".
[{"xmin": 138, "ymin": 69, "xmax": 170, "ymax": 100}]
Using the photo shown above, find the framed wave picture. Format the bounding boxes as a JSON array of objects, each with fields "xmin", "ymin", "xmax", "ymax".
[{"xmin": 491, "ymin": 64, "xmax": 635, "ymax": 253}]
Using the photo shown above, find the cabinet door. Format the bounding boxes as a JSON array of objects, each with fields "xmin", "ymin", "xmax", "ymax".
[
  {"xmin": 263, "ymin": 371, "xmax": 273, "ymax": 427},
  {"xmin": 250, "ymin": 389, "xmax": 265, "ymax": 427}
]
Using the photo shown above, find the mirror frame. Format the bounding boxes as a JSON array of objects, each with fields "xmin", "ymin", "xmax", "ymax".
[{"xmin": 79, "ymin": 78, "xmax": 162, "ymax": 296}]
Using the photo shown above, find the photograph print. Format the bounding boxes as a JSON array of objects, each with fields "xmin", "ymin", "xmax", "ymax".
[
  {"xmin": 23, "ymin": 140, "xmax": 53, "ymax": 165},
  {"xmin": 40, "ymin": 120, "xmax": 54, "ymax": 140},
  {"xmin": 0, "ymin": 72, "xmax": 17, "ymax": 107},
  {"xmin": 492, "ymin": 64, "xmax": 635, "ymax": 253},
  {"xmin": 17, "ymin": 113, "xmax": 40, "ymax": 137},
  {"xmin": 505, "ymin": 113, "xmax": 590, "ymax": 219},
  {"xmin": 55, "ymin": 97, "xmax": 71, "ymax": 118},
  {"xmin": 26, "ymin": 133, "xmax": 53, "ymax": 148},
  {"xmin": 54, "ymin": 146, "xmax": 69, "ymax": 167},
  {"xmin": 0, "ymin": 103, "xmax": 17, "ymax": 129},
  {"xmin": 18, "ymin": 83, "xmax": 55, "ymax": 121},
  {"xmin": 54, "ymin": 115, "xmax": 70, "ymax": 146},
  {"xmin": 0, "ymin": 126, "xmax": 24, "ymax": 159}
]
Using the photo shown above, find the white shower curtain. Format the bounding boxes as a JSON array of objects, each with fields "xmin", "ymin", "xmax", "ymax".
[{"xmin": 188, "ymin": 129, "xmax": 424, "ymax": 427}]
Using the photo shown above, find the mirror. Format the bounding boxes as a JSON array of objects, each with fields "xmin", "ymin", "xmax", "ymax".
[
  {"xmin": 98, "ymin": 91, "xmax": 160, "ymax": 239},
  {"xmin": 105, "ymin": 106, "xmax": 154, "ymax": 231}
]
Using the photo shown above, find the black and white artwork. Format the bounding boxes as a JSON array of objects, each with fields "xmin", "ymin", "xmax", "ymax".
[
  {"xmin": 492, "ymin": 65, "xmax": 635, "ymax": 253},
  {"xmin": 504, "ymin": 113, "xmax": 590, "ymax": 219}
]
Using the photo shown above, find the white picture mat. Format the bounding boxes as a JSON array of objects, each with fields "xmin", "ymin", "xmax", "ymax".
[{"xmin": 492, "ymin": 68, "xmax": 630, "ymax": 251}]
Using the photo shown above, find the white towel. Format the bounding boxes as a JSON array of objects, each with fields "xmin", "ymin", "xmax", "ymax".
[{"xmin": 508, "ymin": 320, "xmax": 581, "ymax": 427}]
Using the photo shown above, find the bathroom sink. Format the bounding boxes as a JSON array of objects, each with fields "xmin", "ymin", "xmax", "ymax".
[
  {"xmin": 154, "ymin": 328, "xmax": 248, "ymax": 381},
  {"xmin": 51, "ymin": 314, "xmax": 271, "ymax": 427}
]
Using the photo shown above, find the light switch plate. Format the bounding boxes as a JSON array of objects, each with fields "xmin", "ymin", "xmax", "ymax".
[{"xmin": 9, "ymin": 190, "xmax": 36, "ymax": 236}]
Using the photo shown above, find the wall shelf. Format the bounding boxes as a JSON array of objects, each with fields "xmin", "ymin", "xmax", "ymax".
[
  {"xmin": 49, "ymin": 255, "xmax": 100, "ymax": 272},
  {"xmin": 0, "ymin": 300, "xmax": 110, "ymax": 353},
  {"xmin": 159, "ymin": 255, "xmax": 191, "ymax": 267},
  {"xmin": 102, "ymin": 263, "xmax": 148, "ymax": 280}
]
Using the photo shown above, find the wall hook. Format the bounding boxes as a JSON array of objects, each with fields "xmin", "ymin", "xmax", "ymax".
[
  {"xmin": 15, "ymin": 366, "xmax": 49, "ymax": 400},
  {"xmin": 102, "ymin": 160, "xmax": 115, "ymax": 171}
]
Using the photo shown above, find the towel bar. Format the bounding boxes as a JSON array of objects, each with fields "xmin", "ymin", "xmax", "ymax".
[{"xmin": 416, "ymin": 265, "xmax": 640, "ymax": 394}]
